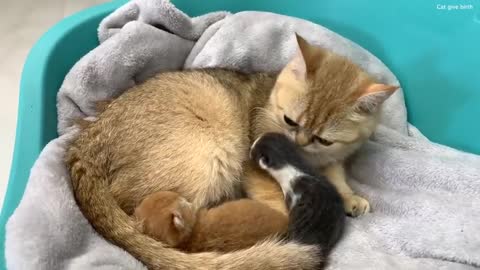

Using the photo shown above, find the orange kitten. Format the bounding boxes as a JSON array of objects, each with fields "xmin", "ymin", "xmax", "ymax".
[{"xmin": 134, "ymin": 191, "xmax": 288, "ymax": 252}]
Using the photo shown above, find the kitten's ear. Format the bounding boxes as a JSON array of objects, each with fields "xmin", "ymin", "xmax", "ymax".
[
  {"xmin": 356, "ymin": 84, "xmax": 399, "ymax": 113},
  {"xmin": 172, "ymin": 211, "xmax": 185, "ymax": 231}
]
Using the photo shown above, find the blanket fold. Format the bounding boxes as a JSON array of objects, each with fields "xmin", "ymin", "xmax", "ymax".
[{"xmin": 6, "ymin": 0, "xmax": 480, "ymax": 269}]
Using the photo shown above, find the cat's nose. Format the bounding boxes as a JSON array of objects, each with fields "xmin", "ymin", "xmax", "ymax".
[{"xmin": 295, "ymin": 131, "xmax": 311, "ymax": 146}]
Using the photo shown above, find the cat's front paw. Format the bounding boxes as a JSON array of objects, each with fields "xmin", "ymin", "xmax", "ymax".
[{"xmin": 343, "ymin": 194, "xmax": 370, "ymax": 217}]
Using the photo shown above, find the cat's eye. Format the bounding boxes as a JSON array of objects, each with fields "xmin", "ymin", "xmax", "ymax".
[
  {"xmin": 314, "ymin": 136, "xmax": 333, "ymax": 146},
  {"xmin": 283, "ymin": 115, "xmax": 298, "ymax": 127}
]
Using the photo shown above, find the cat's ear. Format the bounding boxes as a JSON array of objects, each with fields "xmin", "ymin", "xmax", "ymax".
[
  {"xmin": 355, "ymin": 84, "xmax": 399, "ymax": 113},
  {"xmin": 172, "ymin": 211, "xmax": 185, "ymax": 231},
  {"xmin": 276, "ymin": 34, "xmax": 309, "ymax": 82},
  {"xmin": 295, "ymin": 33, "xmax": 326, "ymax": 72}
]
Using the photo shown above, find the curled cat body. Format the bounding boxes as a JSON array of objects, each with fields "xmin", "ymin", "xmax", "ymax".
[{"xmin": 67, "ymin": 35, "xmax": 397, "ymax": 270}]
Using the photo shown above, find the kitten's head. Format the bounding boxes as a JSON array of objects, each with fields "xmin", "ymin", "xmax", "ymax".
[
  {"xmin": 134, "ymin": 191, "xmax": 197, "ymax": 247},
  {"xmin": 255, "ymin": 34, "xmax": 398, "ymax": 163},
  {"xmin": 250, "ymin": 132, "xmax": 301, "ymax": 170}
]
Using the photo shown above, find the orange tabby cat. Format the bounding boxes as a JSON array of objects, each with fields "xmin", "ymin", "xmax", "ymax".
[
  {"xmin": 134, "ymin": 191, "xmax": 287, "ymax": 253},
  {"xmin": 66, "ymin": 34, "xmax": 397, "ymax": 270}
]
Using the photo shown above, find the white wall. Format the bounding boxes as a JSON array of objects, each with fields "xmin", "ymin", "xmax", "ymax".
[{"xmin": 0, "ymin": 0, "xmax": 108, "ymax": 210}]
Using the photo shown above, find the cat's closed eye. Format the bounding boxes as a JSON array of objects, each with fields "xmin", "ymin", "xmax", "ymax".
[
  {"xmin": 314, "ymin": 136, "xmax": 333, "ymax": 146},
  {"xmin": 284, "ymin": 115, "xmax": 298, "ymax": 127}
]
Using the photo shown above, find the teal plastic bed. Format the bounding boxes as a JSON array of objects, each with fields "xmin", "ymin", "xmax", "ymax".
[{"xmin": 1, "ymin": 0, "xmax": 478, "ymax": 268}]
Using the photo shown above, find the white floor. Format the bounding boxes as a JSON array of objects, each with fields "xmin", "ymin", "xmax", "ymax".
[{"xmin": 0, "ymin": 0, "xmax": 108, "ymax": 210}]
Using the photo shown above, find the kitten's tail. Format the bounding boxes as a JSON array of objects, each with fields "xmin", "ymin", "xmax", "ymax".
[{"xmin": 67, "ymin": 156, "xmax": 323, "ymax": 270}]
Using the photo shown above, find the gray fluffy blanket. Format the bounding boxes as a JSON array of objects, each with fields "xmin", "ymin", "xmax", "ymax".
[{"xmin": 6, "ymin": 0, "xmax": 480, "ymax": 269}]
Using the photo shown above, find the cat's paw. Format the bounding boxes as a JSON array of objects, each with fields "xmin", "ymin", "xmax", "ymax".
[{"xmin": 343, "ymin": 194, "xmax": 370, "ymax": 217}]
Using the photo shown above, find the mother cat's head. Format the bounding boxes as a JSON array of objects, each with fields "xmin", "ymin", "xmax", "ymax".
[{"xmin": 255, "ymin": 35, "xmax": 398, "ymax": 164}]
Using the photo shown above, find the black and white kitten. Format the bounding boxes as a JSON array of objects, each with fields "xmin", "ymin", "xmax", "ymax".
[{"xmin": 250, "ymin": 132, "xmax": 346, "ymax": 257}]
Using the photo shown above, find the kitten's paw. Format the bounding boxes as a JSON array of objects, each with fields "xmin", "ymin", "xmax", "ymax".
[{"xmin": 343, "ymin": 194, "xmax": 370, "ymax": 217}]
